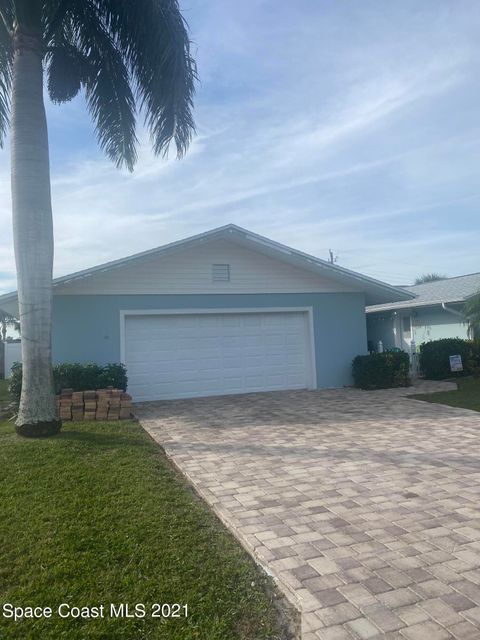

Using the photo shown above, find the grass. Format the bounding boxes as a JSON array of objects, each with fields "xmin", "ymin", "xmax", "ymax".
[
  {"xmin": 0, "ymin": 419, "xmax": 292, "ymax": 640},
  {"xmin": 411, "ymin": 377, "xmax": 480, "ymax": 412}
]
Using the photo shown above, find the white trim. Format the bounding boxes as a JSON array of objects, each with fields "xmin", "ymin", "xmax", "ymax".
[
  {"xmin": 306, "ymin": 308, "xmax": 317, "ymax": 389},
  {"xmin": 0, "ymin": 223, "xmax": 414, "ymax": 307},
  {"xmin": 393, "ymin": 313, "xmax": 402, "ymax": 349},
  {"xmin": 119, "ymin": 306, "xmax": 317, "ymax": 391},
  {"xmin": 441, "ymin": 302, "xmax": 465, "ymax": 319}
]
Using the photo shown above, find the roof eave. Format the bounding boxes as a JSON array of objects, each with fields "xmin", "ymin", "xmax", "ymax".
[
  {"xmin": 226, "ymin": 226, "xmax": 414, "ymax": 305},
  {"xmin": 0, "ymin": 223, "xmax": 415, "ymax": 307},
  {"xmin": 366, "ymin": 299, "xmax": 465, "ymax": 314}
]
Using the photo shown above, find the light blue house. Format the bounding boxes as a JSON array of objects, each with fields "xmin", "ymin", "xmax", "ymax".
[
  {"xmin": 0, "ymin": 225, "xmax": 411, "ymax": 401},
  {"xmin": 367, "ymin": 273, "xmax": 480, "ymax": 353}
]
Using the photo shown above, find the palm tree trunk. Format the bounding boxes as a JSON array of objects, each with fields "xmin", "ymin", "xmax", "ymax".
[{"xmin": 11, "ymin": 28, "xmax": 60, "ymax": 436}]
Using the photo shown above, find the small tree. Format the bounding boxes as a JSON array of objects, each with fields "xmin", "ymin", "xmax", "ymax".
[
  {"xmin": 0, "ymin": 310, "xmax": 20, "ymax": 341},
  {"xmin": 464, "ymin": 292, "xmax": 480, "ymax": 338},
  {"xmin": 414, "ymin": 273, "xmax": 447, "ymax": 285}
]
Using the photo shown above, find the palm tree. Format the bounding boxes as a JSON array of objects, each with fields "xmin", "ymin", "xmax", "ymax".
[
  {"xmin": 414, "ymin": 273, "xmax": 447, "ymax": 285},
  {"xmin": 0, "ymin": 310, "xmax": 20, "ymax": 341},
  {"xmin": 0, "ymin": 1, "xmax": 196, "ymax": 437},
  {"xmin": 464, "ymin": 292, "xmax": 480, "ymax": 339}
]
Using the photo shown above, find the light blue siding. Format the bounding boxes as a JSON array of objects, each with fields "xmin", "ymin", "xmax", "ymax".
[
  {"xmin": 413, "ymin": 307, "xmax": 468, "ymax": 343},
  {"xmin": 367, "ymin": 304, "xmax": 469, "ymax": 350},
  {"xmin": 53, "ymin": 292, "xmax": 367, "ymax": 389}
]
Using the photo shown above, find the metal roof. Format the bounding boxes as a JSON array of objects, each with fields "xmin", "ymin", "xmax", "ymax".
[
  {"xmin": 367, "ymin": 272, "xmax": 480, "ymax": 313},
  {"xmin": 0, "ymin": 224, "xmax": 414, "ymax": 311}
]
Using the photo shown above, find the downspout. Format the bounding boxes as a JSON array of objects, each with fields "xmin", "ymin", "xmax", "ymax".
[{"xmin": 441, "ymin": 302, "xmax": 465, "ymax": 319}]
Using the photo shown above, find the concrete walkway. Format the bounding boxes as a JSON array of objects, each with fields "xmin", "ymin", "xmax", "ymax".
[{"xmin": 137, "ymin": 381, "xmax": 480, "ymax": 639}]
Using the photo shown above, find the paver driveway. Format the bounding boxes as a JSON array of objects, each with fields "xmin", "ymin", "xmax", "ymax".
[{"xmin": 137, "ymin": 381, "xmax": 480, "ymax": 639}]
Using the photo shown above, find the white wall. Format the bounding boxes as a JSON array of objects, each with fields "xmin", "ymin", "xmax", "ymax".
[{"xmin": 4, "ymin": 342, "xmax": 21, "ymax": 378}]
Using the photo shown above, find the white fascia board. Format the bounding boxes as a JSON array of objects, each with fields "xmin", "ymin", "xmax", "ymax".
[{"xmin": 0, "ymin": 223, "xmax": 415, "ymax": 306}]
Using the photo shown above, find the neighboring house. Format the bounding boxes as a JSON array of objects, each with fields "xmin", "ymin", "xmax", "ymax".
[
  {"xmin": 367, "ymin": 272, "xmax": 480, "ymax": 352},
  {"xmin": 0, "ymin": 224, "xmax": 411, "ymax": 401}
]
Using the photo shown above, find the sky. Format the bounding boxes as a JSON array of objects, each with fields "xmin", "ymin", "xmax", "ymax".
[{"xmin": 1, "ymin": 0, "xmax": 480, "ymax": 293}]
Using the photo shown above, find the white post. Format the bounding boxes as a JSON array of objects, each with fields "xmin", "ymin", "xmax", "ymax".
[
  {"xmin": 378, "ymin": 340, "xmax": 384, "ymax": 353},
  {"xmin": 410, "ymin": 340, "xmax": 417, "ymax": 377}
]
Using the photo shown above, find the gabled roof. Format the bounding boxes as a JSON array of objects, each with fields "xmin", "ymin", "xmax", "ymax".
[
  {"xmin": 0, "ymin": 223, "xmax": 414, "ymax": 310},
  {"xmin": 367, "ymin": 271, "xmax": 480, "ymax": 314}
]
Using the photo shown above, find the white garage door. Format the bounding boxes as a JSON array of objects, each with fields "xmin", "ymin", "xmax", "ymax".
[{"xmin": 124, "ymin": 311, "xmax": 313, "ymax": 401}]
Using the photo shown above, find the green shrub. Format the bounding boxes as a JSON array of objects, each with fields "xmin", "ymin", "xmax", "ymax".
[
  {"xmin": 53, "ymin": 363, "xmax": 103, "ymax": 392},
  {"xmin": 467, "ymin": 340, "xmax": 480, "ymax": 378},
  {"xmin": 352, "ymin": 352, "xmax": 410, "ymax": 390},
  {"xmin": 419, "ymin": 338, "xmax": 471, "ymax": 380},
  {"xmin": 95, "ymin": 363, "xmax": 128, "ymax": 390},
  {"xmin": 9, "ymin": 362, "xmax": 127, "ymax": 403},
  {"xmin": 8, "ymin": 362, "xmax": 22, "ymax": 403}
]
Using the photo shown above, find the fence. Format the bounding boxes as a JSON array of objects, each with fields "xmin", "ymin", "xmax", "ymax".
[
  {"xmin": 409, "ymin": 341, "xmax": 419, "ymax": 378},
  {"xmin": 3, "ymin": 341, "xmax": 21, "ymax": 378},
  {"xmin": 376, "ymin": 340, "xmax": 419, "ymax": 378}
]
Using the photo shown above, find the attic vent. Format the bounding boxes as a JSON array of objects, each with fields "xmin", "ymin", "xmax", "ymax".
[{"xmin": 212, "ymin": 264, "xmax": 230, "ymax": 282}]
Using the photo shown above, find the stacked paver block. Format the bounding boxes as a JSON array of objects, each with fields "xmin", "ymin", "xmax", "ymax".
[
  {"xmin": 58, "ymin": 388, "xmax": 74, "ymax": 421},
  {"xmin": 56, "ymin": 388, "xmax": 133, "ymax": 421}
]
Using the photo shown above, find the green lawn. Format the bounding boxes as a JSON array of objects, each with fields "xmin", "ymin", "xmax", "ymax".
[
  {"xmin": 412, "ymin": 377, "xmax": 480, "ymax": 412},
  {"xmin": 0, "ymin": 420, "xmax": 292, "ymax": 640}
]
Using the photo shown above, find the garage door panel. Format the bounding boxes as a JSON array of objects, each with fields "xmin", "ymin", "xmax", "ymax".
[
  {"xmin": 222, "ymin": 350, "xmax": 245, "ymax": 363},
  {"xmin": 264, "ymin": 334, "xmax": 284, "ymax": 346},
  {"xmin": 125, "ymin": 311, "xmax": 312, "ymax": 401},
  {"xmin": 242, "ymin": 336, "xmax": 263, "ymax": 347},
  {"xmin": 264, "ymin": 376, "xmax": 286, "ymax": 388},
  {"xmin": 243, "ymin": 316, "xmax": 261, "ymax": 327},
  {"xmin": 175, "ymin": 337, "xmax": 198, "ymax": 349}
]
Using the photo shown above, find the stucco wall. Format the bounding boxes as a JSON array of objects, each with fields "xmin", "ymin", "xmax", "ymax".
[{"xmin": 52, "ymin": 292, "xmax": 367, "ymax": 389}]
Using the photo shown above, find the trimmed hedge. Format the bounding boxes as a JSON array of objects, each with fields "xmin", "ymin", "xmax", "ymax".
[
  {"xmin": 352, "ymin": 352, "xmax": 410, "ymax": 390},
  {"xmin": 419, "ymin": 338, "xmax": 480, "ymax": 380},
  {"xmin": 9, "ymin": 362, "xmax": 127, "ymax": 403}
]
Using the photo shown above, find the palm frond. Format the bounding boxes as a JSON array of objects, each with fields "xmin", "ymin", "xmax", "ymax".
[
  {"xmin": 65, "ymin": 1, "xmax": 138, "ymax": 170},
  {"xmin": 43, "ymin": 0, "xmax": 74, "ymax": 43},
  {"xmin": 0, "ymin": 67, "xmax": 11, "ymax": 147},
  {"xmin": 465, "ymin": 292, "xmax": 480, "ymax": 338},
  {"xmin": 0, "ymin": 2, "xmax": 13, "ymax": 148},
  {"xmin": 90, "ymin": 0, "xmax": 196, "ymax": 158},
  {"xmin": 44, "ymin": 0, "xmax": 196, "ymax": 167}
]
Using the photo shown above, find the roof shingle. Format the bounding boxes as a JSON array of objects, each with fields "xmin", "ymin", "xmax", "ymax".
[{"xmin": 367, "ymin": 272, "xmax": 480, "ymax": 313}]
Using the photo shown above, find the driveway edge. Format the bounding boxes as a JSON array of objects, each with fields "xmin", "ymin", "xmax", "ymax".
[{"xmin": 140, "ymin": 420, "xmax": 302, "ymax": 640}]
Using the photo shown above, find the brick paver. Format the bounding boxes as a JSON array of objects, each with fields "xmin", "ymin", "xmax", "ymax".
[{"xmin": 137, "ymin": 381, "xmax": 480, "ymax": 639}]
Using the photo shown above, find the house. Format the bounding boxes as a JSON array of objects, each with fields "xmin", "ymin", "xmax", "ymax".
[
  {"xmin": 0, "ymin": 224, "xmax": 412, "ymax": 401},
  {"xmin": 366, "ymin": 272, "xmax": 480, "ymax": 352}
]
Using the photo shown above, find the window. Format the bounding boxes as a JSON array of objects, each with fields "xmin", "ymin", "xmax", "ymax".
[
  {"xmin": 212, "ymin": 264, "xmax": 230, "ymax": 282},
  {"xmin": 402, "ymin": 315, "xmax": 411, "ymax": 339}
]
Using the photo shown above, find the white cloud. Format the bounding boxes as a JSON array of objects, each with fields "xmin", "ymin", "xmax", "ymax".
[{"xmin": 0, "ymin": 0, "xmax": 479, "ymax": 294}]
